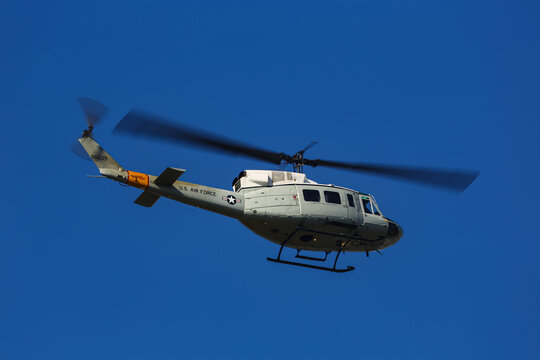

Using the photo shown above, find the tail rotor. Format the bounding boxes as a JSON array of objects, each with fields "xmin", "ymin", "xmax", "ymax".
[
  {"xmin": 78, "ymin": 97, "xmax": 108, "ymax": 137},
  {"xmin": 71, "ymin": 98, "xmax": 108, "ymax": 159}
]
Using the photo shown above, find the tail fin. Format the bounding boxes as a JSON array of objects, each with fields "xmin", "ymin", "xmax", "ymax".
[{"xmin": 79, "ymin": 136, "xmax": 127, "ymax": 179}]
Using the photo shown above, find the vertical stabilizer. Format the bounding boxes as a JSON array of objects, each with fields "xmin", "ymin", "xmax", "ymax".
[{"xmin": 79, "ymin": 136, "xmax": 126, "ymax": 179}]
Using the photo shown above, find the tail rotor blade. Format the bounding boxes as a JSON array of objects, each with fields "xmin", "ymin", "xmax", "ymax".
[
  {"xmin": 70, "ymin": 139, "xmax": 90, "ymax": 160},
  {"xmin": 78, "ymin": 97, "xmax": 108, "ymax": 128}
]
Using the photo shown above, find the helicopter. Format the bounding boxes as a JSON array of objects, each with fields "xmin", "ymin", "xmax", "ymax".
[{"xmin": 74, "ymin": 98, "xmax": 479, "ymax": 273}]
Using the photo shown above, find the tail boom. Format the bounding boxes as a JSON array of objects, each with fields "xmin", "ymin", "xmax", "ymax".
[{"xmin": 78, "ymin": 136, "xmax": 244, "ymax": 218}]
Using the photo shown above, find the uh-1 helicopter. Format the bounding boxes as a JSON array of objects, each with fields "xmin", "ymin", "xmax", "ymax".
[{"xmin": 73, "ymin": 98, "xmax": 478, "ymax": 273}]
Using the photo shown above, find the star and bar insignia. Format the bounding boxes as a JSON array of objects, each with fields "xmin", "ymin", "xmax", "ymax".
[{"xmin": 222, "ymin": 195, "xmax": 241, "ymax": 205}]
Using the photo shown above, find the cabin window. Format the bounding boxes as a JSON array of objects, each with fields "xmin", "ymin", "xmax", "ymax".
[
  {"xmin": 324, "ymin": 191, "xmax": 341, "ymax": 204},
  {"xmin": 303, "ymin": 189, "xmax": 320, "ymax": 202},
  {"xmin": 347, "ymin": 194, "xmax": 355, "ymax": 207}
]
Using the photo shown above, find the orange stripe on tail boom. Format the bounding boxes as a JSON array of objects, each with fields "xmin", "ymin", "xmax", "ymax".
[{"xmin": 127, "ymin": 171, "xmax": 149, "ymax": 190}]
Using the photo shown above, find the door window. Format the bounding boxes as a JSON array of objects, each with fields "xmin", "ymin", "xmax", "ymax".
[{"xmin": 347, "ymin": 194, "xmax": 355, "ymax": 207}]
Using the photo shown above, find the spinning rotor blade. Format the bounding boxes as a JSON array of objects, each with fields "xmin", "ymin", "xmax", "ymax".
[
  {"xmin": 78, "ymin": 97, "xmax": 108, "ymax": 128},
  {"xmin": 114, "ymin": 108, "xmax": 478, "ymax": 191},
  {"xmin": 114, "ymin": 109, "xmax": 284, "ymax": 164},
  {"xmin": 307, "ymin": 159, "xmax": 479, "ymax": 191},
  {"xmin": 71, "ymin": 98, "xmax": 108, "ymax": 160},
  {"xmin": 70, "ymin": 139, "xmax": 90, "ymax": 160}
]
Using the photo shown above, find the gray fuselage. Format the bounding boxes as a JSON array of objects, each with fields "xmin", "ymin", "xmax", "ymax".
[
  {"xmin": 235, "ymin": 175, "xmax": 403, "ymax": 253},
  {"xmin": 132, "ymin": 169, "xmax": 403, "ymax": 254}
]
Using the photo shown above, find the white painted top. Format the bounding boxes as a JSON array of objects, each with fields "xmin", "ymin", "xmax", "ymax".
[{"xmin": 234, "ymin": 170, "xmax": 318, "ymax": 190}]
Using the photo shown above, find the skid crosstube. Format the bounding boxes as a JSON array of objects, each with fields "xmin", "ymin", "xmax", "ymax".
[
  {"xmin": 295, "ymin": 250, "xmax": 329, "ymax": 262},
  {"xmin": 266, "ymin": 224, "xmax": 354, "ymax": 273}
]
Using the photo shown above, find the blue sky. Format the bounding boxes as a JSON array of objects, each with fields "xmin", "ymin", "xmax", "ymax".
[{"xmin": 1, "ymin": 1, "xmax": 539, "ymax": 359}]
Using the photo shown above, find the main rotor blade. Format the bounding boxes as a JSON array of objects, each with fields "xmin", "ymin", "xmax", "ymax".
[
  {"xmin": 78, "ymin": 97, "xmax": 108, "ymax": 128},
  {"xmin": 308, "ymin": 159, "xmax": 479, "ymax": 191},
  {"xmin": 114, "ymin": 109, "xmax": 284, "ymax": 164}
]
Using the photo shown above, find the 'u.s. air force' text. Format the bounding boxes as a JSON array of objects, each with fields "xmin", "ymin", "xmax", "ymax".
[{"xmin": 178, "ymin": 185, "xmax": 216, "ymax": 196}]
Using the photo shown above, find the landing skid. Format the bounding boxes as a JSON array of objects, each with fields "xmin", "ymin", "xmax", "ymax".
[
  {"xmin": 267, "ymin": 257, "xmax": 354, "ymax": 273},
  {"xmin": 266, "ymin": 231, "xmax": 354, "ymax": 273}
]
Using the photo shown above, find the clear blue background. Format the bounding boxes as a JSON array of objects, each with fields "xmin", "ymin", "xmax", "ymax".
[{"xmin": 1, "ymin": 1, "xmax": 539, "ymax": 359}]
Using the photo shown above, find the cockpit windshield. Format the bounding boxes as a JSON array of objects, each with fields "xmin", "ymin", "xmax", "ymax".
[{"xmin": 361, "ymin": 196, "xmax": 382, "ymax": 216}]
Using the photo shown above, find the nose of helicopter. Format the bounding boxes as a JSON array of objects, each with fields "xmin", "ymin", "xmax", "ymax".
[{"xmin": 387, "ymin": 221, "xmax": 403, "ymax": 243}]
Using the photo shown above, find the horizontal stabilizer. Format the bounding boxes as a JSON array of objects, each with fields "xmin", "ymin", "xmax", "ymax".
[
  {"xmin": 134, "ymin": 167, "xmax": 185, "ymax": 207},
  {"xmin": 155, "ymin": 167, "xmax": 186, "ymax": 186},
  {"xmin": 134, "ymin": 191, "xmax": 160, "ymax": 207}
]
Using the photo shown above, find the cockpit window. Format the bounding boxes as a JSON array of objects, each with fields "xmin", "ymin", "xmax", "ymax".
[
  {"xmin": 362, "ymin": 198, "xmax": 373, "ymax": 214},
  {"xmin": 362, "ymin": 196, "xmax": 381, "ymax": 216}
]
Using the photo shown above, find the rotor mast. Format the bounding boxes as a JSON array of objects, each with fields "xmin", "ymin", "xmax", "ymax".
[{"xmin": 284, "ymin": 141, "xmax": 319, "ymax": 173}]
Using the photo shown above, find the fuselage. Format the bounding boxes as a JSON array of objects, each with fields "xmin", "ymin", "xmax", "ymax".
[{"xmin": 233, "ymin": 170, "xmax": 403, "ymax": 253}]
